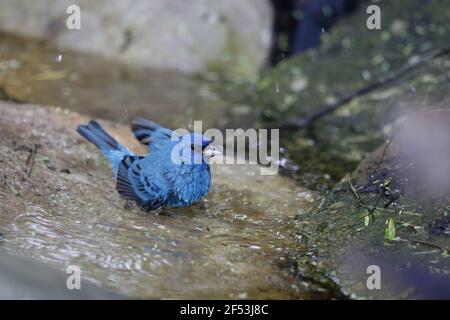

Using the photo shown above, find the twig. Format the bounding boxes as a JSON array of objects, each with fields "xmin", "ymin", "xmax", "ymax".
[
  {"xmin": 347, "ymin": 176, "xmax": 361, "ymax": 202},
  {"xmin": 407, "ymin": 238, "xmax": 449, "ymax": 252},
  {"xmin": 357, "ymin": 203, "xmax": 420, "ymax": 217},
  {"xmin": 283, "ymin": 47, "xmax": 450, "ymax": 129},
  {"xmin": 26, "ymin": 144, "xmax": 40, "ymax": 177}
]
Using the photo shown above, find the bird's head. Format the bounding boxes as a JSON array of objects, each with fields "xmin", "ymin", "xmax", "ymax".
[{"xmin": 177, "ymin": 133, "xmax": 222, "ymax": 165}]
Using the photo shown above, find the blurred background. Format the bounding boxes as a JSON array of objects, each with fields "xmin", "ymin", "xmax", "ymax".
[{"xmin": 0, "ymin": 0, "xmax": 449, "ymax": 299}]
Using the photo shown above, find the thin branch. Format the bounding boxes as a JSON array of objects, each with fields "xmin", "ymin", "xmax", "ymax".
[
  {"xmin": 282, "ymin": 47, "xmax": 450, "ymax": 129},
  {"xmin": 26, "ymin": 144, "xmax": 40, "ymax": 177},
  {"xmin": 407, "ymin": 238, "xmax": 449, "ymax": 252}
]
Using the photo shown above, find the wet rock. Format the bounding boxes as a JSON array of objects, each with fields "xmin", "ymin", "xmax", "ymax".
[
  {"xmin": 253, "ymin": 0, "xmax": 450, "ymax": 189},
  {"xmin": 0, "ymin": 32, "xmax": 231, "ymax": 130},
  {"xmin": 0, "ymin": 0, "xmax": 273, "ymax": 78},
  {"xmin": 0, "ymin": 248, "xmax": 122, "ymax": 299},
  {"xmin": 295, "ymin": 110, "xmax": 450, "ymax": 299},
  {"xmin": 0, "ymin": 101, "xmax": 329, "ymax": 299}
]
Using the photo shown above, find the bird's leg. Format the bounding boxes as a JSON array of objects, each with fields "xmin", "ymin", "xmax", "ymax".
[
  {"xmin": 124, "ymin": 200, "xmax": 134, "ymax": 210},
  {"xmin": 196, "ymin": 202, "xmax": 207, "ymax": 211}
]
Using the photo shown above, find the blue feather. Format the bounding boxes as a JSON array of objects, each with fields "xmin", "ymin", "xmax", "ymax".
[{"xmin": 77, "ymin": 119, "xmax": 213, "ymax": 211}]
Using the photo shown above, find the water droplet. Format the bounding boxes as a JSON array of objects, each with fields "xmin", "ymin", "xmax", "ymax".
[{"xmin": 362, "ymin": 70, "xmax": 372, "ymax": 81}]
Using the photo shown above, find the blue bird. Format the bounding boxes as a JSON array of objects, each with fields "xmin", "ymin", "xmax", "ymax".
[{"xmin": 76, "ymin": 118, "xmax": 220, "ymax": 211}]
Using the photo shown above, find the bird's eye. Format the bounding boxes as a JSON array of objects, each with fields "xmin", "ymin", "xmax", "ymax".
[{"xmin": 191, "ymin": 144, "xmax": 202, "ymax": 153}]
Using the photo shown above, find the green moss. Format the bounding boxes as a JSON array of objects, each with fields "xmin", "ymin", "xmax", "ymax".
[
  {"xmin": 250, "ymin": 0, "xmax": 450, "ymax": 190},
  {"xmin": 248, "ymin": 0, "xmax": 450, "ymax": 298},
  {"xmin": 294, "ymin": 156, "xmax": 450, "ymax": 298}
]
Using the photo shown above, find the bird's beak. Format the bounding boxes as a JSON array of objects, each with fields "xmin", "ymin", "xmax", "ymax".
[{"xmin": 203, "ymin": 145, "xmax": 222, "ymax": 158}]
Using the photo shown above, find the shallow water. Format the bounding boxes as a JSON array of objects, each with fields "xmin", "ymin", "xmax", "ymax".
[
  {"xmin": 0, "ymin": 102, "xmax": 331, "ymax": 299},
  {"xmin": 0, "ymin": 32, "xmax": 345, "ymax": 299},
  {"xmin": 2, "ymin": 179, "xmax": 308, "ymax": 298}
]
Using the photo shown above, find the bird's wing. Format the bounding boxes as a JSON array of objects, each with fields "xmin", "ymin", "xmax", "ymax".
[
  {"xmin": 130, "ymin": 118, "xmax": 176, "ymax": 149},
  {"xmin": 164, "ymin": 164, "xmax": 212, "ymax": 207},
  {"xmin": 116, "ymin": 155, "xmax": 169, "ymax": 211}
]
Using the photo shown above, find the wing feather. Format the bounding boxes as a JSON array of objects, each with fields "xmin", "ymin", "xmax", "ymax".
[
  {"xmin": 130, "ymin": 118, "xmax": 175, "ymax": 148},
  {"xmin": 116, "ymin": 155, "xmax": 168, "ymax": 211}
]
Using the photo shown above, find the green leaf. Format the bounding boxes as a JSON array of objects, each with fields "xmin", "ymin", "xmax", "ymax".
[{"xmin": 385, "ymin": 218, "xmax": 396, "ymax": 241}]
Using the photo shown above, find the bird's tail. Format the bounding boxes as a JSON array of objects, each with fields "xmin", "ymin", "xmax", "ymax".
[
  {"xmin": 77, "ymin": 120, "xmax": 120, "ymax": 152},
  {"xmin": 77, "ymin": 120, "xmax": 133, "ymax": 175}
]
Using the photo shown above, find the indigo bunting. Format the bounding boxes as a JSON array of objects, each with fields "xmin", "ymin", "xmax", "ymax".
[{"xmin": 77, "ymin": 118, "xmax": 220, "ymax": 211}]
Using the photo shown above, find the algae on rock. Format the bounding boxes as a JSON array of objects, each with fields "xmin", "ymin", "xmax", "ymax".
[
  {"xmin": 294, "ymin": 110, "xmax": 450, "ymax": 299},
  {"xmin": 253, "ymin": 0, "xmax": 450, "ymax": 189}
]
